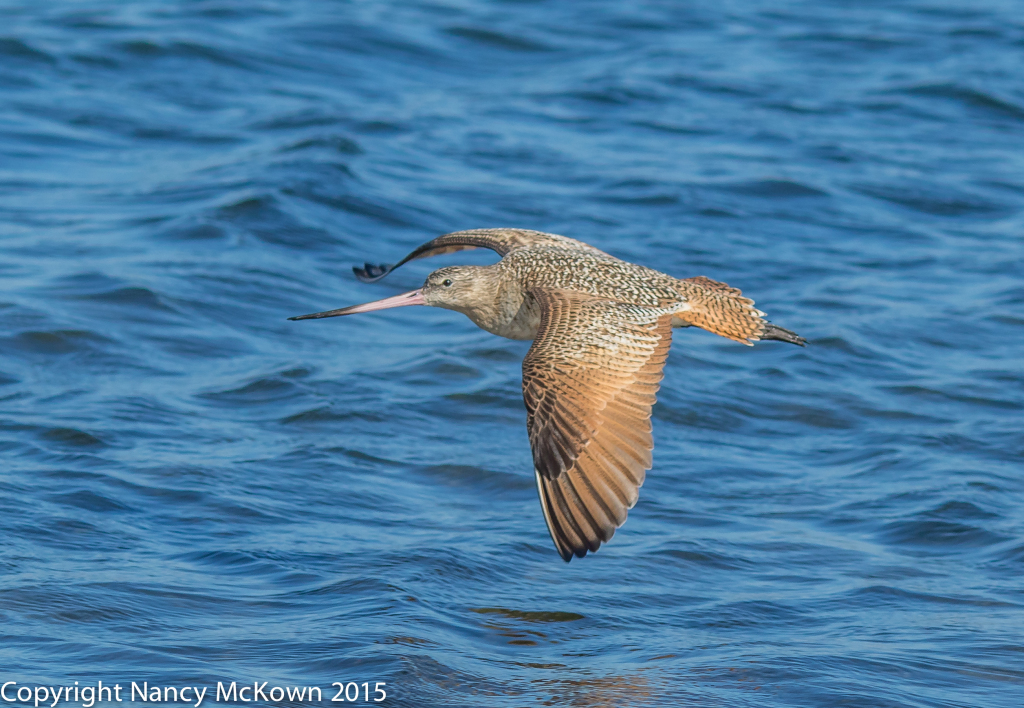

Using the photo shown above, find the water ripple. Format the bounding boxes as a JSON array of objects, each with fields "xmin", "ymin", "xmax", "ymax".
[{"xmin": 1, "ymin": 1, "xmax": 1022, "ymax": 706}]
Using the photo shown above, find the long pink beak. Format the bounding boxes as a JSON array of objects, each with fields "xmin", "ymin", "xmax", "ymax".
[{"xmin": 288, "ymin": 289, "xmax": 425, "ymax": 320}]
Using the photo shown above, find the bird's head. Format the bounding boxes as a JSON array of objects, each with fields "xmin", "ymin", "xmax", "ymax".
[
  {"xmin": 420, "ymin": 265, "xmax": 496, "ymax": 315},
  {"xmin": 288, "ymin": 265, "xmax": 500, "ymax": 324}
]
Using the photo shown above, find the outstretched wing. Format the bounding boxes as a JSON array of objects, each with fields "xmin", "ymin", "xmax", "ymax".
[
  {"xmin": 353, "ymin": 228, "xmax": 609, "ymax": 282},
  {"xmin": 522, "ymin": 288, "xmax": 673, "ymax": 562}
]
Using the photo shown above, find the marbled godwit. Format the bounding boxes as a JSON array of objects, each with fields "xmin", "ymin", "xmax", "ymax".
[{"xmin": 291, "ymin": 229, "xmax": 805, "ymax": 561}]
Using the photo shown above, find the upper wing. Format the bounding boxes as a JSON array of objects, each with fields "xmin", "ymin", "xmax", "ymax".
[
  {"xmin": 353, "ymin": 228, "xmax": 609, "ymax": 282},
  {"xmin": 522, "ymin": 288, "xmax": 674, "ymax": 561}
]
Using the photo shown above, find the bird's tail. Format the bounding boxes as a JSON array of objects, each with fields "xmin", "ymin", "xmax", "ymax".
[{"xmin": 672, "ymin": 276, "xmax": 805, "ymax": 346}]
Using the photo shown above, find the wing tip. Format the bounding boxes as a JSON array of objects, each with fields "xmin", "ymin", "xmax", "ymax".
[
  {"xmin": 557, "ymin": 540, "xmax": 592, "ymax": 563},
  {"xmin": 352, "ymin": 263, "xmax": 394, "ymax": 283},
  {"xmin": 536, "ymin": 468, "xmax": 593, "ymax": 563}
]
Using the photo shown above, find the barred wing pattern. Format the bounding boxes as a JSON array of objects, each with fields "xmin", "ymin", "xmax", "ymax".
[
  {"xmin": 675, "ymin": 276, "xmax": 806, "ymax": 346},
  {"xmin": 353, "ymin": 228, "xmax": 609, "ymax": 282},
  {"xmin": 522, "ymin": 288, "xmax": 674, "ymax": 561}
]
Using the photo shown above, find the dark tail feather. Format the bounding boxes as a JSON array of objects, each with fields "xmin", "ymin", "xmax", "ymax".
[{"xmin": 760, "ymin": 323, "xmax": 806, "ymax": 346}]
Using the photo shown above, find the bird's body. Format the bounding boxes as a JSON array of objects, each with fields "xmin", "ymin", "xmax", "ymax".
[
  {"xmin": 291, "ymin": 228, "xmax": 804, "ymax": 561},
  {"xmin": 445, "ymin": 246, "xmax": 680, "ymax": 340}
]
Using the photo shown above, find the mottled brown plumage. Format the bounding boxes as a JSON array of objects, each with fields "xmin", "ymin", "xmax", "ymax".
[{"xmin": 291, "ymin": 228, "xmax": 805, "ymax": 561}]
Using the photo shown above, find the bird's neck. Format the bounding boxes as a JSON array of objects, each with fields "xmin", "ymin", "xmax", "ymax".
[{"xmin": 455, "ymin": 270, "xmax": 536, "ymax": 340}]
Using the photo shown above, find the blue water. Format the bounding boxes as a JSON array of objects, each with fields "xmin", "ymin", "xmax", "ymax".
[{"xmin": 2, "ymin": 1, "xmax": 1022, "ymax": 706}]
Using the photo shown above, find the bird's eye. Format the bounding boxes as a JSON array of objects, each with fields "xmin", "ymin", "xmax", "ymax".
[{"xmin": 442, "ymin": 279, "xmax": 453, "ymax": 287}]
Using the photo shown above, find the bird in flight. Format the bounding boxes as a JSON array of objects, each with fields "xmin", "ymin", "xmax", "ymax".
[{"xmin": 290, "ymin": 229, "xmax": 804, "ymax": 561}]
